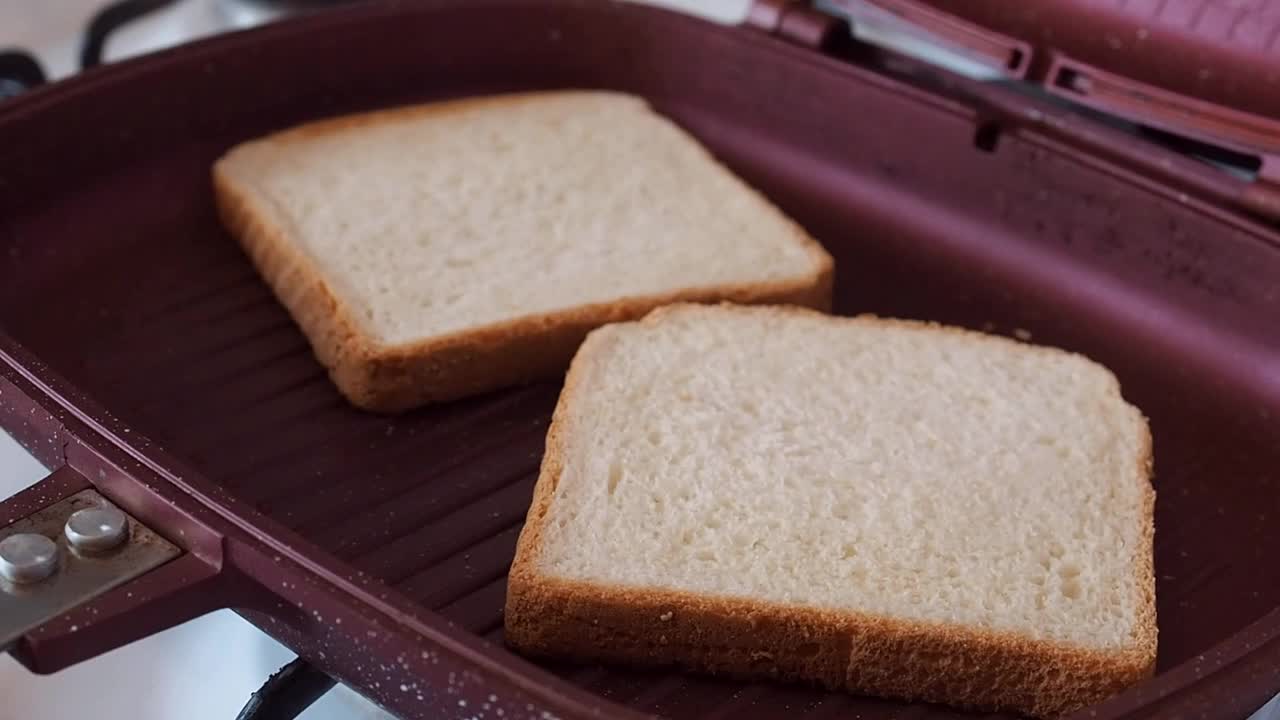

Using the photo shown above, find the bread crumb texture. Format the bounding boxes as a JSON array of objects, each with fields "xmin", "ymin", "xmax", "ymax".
[
  {"xmin": 507, "ymin": 304, "xmax": 1156, "ymax": 718},
  {"xmin": 213, "ymin": 91, "xmax": 831, "ymax": 410}
]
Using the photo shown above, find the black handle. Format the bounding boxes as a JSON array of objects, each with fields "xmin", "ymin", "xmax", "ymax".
[
  {"xmin": 80, "ymin": 0, "xmax": 180, "ymax": 69},
  {"xmin": 235, "ymin": 658, "xmax": 338, "ymax": 720},
  {"xmin": 0, "ymin": 50, "xmax": 46, "ymax": 100}
]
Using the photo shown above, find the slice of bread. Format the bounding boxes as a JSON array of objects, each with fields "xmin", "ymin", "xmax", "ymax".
[
  {"xmin": 505, "ymin": 303, "xmax": 1156, "ymax": 718},
  {"xmin": 212, "ymin": 91, "xmax": 832, "ymax": 412}
]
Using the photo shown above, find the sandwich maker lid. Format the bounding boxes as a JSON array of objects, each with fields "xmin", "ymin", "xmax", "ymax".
[{"xmin": 824, "ymin": 0, "xmax": 1280, "ymax": 180}]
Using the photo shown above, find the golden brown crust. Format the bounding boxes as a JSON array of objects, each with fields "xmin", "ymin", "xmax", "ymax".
[
  {"xmin": 211, "ymin": 92, "xmax": 834, "ymax": 413},
  {"xmin": 505, "ymin": 304, "xmax": 1157, "ymax": 719},
  {"xmin": 1129, "ymin": 422, "xmax": 1159, "ymax": 676}
]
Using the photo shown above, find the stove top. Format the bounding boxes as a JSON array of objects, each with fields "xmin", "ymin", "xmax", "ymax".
[
  {"xmin": 1, "ymin": 0, "xmax": 362, "ymax": 94},
  {"xmin": 0, "ymin": 0, "xmax": 747, "ymax": 93}
]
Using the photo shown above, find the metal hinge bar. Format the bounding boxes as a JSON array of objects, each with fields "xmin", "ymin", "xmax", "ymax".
[{"xmin": 1, "ymin": 489, "xmax": 180, "ymax": 652}]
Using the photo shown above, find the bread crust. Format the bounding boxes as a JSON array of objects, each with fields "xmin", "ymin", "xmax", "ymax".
[
  {"xmin": 211, "ymin": 91, "xmax": 834, "ymax": 412},
  {"xmin": 505, "ymin": 304, "xmax": 1157, "ymax": 719}
]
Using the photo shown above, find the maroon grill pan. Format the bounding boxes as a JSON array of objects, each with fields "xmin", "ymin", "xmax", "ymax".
[{"xmin": 1, "ymin": 1, "xmax": 1279, "ymax": 718}]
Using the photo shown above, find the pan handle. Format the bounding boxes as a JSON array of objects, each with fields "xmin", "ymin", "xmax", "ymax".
[
  {"xmin": 0, "ymin": 464, "xmax": 235, "ymax": 672},
  {"xmin": 0, "ymin": 364, "xmax": 298, "ymax": 675}
]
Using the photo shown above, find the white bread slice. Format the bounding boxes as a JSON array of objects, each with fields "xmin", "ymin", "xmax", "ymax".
[
  {"xmin": 506, "ymin": 303, "xmax": 1156, "ymax": 718},
  {"xmin": 212, "ymin": 91, "xmax": 832, "ymax": 412}
]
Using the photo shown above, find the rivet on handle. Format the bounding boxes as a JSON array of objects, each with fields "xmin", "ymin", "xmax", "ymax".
[
  {"xmin": 0, "ymin": 487, "xmax": 180, "ymax": 652},
  {"xmin": 0, "ymin": 534, "xmax": 59, "ymax": 584},
  {"xmin": 64, "ymin": 506, "xmax": 129, "ymax": 554}
]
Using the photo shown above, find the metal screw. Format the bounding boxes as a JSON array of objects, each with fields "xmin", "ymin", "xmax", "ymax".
[
  {"xmin": 64, "ymin": 506, "xmax": 129, "ymax": 554},
  {"xmin": 0, "ymin": 533, "xmax": 59, "ymax": 584}
]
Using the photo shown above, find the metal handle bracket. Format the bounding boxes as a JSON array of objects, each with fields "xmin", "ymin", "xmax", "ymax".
[{"xmin": 0, "ymin": 482, "xmax": 180, "ymax": 653}]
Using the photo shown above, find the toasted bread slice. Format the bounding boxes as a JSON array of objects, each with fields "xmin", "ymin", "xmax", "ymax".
[
  {"xmin": 213, "ymin": 92, "xmax": 832, "ymax": 412},
  {"xmin": 506, "ymin": 303, "xmax": 1156, "ymax": 718}
]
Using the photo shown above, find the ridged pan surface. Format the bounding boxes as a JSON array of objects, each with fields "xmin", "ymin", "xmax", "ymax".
[{"xmin": 0, "ymin": 2, "xmax": 1278, "ymax": 718}]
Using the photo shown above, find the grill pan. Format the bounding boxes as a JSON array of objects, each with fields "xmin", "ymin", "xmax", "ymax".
[{"xmin": 2, "ymin": 1, "xmax": 1279, "ymax": 718}]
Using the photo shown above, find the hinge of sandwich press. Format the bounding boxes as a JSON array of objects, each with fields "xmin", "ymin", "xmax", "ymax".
[
  {"xmin": 745, "ymin": 0, "xmax": 1280, "ymax": 223},
  {"xmin": 746, "ymin": 0, "xmax": 848, "ymax": 53},
  {"xmin": 747, "ymin": 0, "xmax": 1019, "ymax": 81}
]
